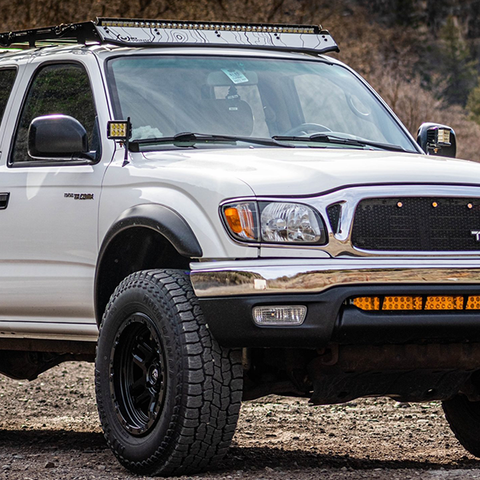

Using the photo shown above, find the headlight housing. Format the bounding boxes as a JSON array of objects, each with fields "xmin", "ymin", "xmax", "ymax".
[{"xmin": 222, "ymin": 201, "xmax": 327, "ymax": 244}]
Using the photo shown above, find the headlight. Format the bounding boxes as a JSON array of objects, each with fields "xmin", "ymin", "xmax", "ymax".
[
  {"xmin": 260, "ymin": 202, "xmax": 326, "ymax": 243},
  {"xmin": 222, "ymin": 201, "xmax": 326, "ymax": 244}
]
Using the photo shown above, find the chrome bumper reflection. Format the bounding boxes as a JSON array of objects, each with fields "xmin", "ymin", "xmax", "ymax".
[{"xmin": 190, "ymin": 258, "xmax": 480, "ymax": 298}]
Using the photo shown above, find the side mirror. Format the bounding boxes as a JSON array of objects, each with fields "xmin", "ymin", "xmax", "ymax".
[
  {"xmin": 417, "ymin": 122, "xmax": 456, "ymax": 158},
  {"xmin": 28, "ymin": 114, "xmax": 89, "ymax": 159}
]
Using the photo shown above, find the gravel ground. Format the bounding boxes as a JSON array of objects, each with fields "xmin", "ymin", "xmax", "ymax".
[{"xmin": 0, "ymin": 362, "xmax": 479, "ymax": 479}]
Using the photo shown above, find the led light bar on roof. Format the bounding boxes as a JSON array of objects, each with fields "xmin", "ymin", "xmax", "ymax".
[
  {"xmin": 100, "ymin": 18, "xmax": 319, "ymax": 34},
  {"xmin": 0, "ymin": 18, "xmax": 339, "ymax": 55},
  {"xmin": 96, "ymin": 17, "xmax": 339, "ymax": 54}
]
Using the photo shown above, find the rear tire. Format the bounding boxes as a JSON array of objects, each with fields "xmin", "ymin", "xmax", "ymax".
[
  {"xmin": 95, "ymin": 269, "xmax": 243, "ymax": 476},
  {"xmin": 443, "ymin": 394, "xmax": 480, "ymax": 457}
]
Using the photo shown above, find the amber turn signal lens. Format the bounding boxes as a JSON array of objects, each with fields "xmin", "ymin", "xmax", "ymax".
[
  {"xmin": 224, "ymin": 207, "xmax": 243, "ymax": 233},
  {"xmin": 223, "ymin": 203, "xmax": 257, "ymax": 240}
]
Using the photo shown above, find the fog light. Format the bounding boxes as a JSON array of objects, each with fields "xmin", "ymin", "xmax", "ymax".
[{"xmin": 252, "ymin": 305, "xmax": 307, "ymax": 326}]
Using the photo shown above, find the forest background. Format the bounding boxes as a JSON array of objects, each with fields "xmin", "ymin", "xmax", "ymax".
[{"xmin": 0, "ymin": 0, "xmax": 479, "ymax": 160}]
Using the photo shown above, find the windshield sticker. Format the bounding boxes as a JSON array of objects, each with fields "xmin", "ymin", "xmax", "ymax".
[{"xmin": 221, "ymin": 68, "xmax": 249, "ymax": 84}]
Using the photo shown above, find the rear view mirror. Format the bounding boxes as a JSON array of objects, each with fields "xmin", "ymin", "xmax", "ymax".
[{"xmin": 28, "ymin": 114, "xmax": 89, "ymax": 159}]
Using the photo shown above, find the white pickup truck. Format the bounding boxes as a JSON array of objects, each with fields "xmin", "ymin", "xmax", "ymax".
[{"xmin": 0, "ymin": 17, "xmax": 478, "ymax": 476}]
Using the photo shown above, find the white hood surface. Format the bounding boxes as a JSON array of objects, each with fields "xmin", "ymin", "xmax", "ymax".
[{"xmin": 142, "ymin": 147, "xmax": 480, "ymax": 197}]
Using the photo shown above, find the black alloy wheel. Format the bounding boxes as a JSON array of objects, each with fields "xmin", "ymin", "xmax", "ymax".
[
  {"xmin": 95, "ymin": 269, "xmax": 243, "ymax": 476},
  {"xmin": 110, "ymin": 313, "xmax": 166, "ymax": 436}
]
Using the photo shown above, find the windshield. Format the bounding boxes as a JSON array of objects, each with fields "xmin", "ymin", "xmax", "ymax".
[{"xmin": 106, "ymin": 55, "xmax": 417, "ymax": 151}]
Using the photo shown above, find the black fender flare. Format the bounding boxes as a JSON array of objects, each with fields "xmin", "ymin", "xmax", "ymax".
[
  {"xmin": 95, "ymin": 204, "xmax": 203, "ymax": 320},
  {"xmin": 99, "ymin": 204, "xmax": 203, "ymax": 259}
]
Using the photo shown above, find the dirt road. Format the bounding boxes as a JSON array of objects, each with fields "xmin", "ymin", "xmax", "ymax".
[{"xmin": 0, "ymin": 361, "xmax": 479, "ymax": 479}]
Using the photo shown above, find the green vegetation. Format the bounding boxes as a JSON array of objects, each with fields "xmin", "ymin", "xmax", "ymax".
[
  {"xmin": 468, "ymin": 82, "xmax": 480, "ymax": 125},
  {"xmin": 437, "ymin": 16, "xmax": 477, "ymax": 106}
]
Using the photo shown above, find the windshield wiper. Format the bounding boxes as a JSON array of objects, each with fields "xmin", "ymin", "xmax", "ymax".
[
  {"xmin": 129, "ymin": 132, "xmax": 292, "ymax": 150},
  {"xmin": 272, "ymin": 133, "xmax": 409, "ymax": 152},
  {"xmin": 129, "ymin": 131, "xmax": 408, "ymax": 152}
]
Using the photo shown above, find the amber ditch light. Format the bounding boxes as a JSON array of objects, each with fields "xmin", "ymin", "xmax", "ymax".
[
  {"xmin": 437, "ymin": 128, "xmax": 451, "ymax": 145},
  {"xmin": 107, "ymin": 119, "xmax": 132, "ymax": 140},
  {"xmin": 107, "ymin": 122, "xmax": 128, "ymax": 139},
  {"xmin": 107, "ymin": 118, "xmax": 132, "ymax": 164}
]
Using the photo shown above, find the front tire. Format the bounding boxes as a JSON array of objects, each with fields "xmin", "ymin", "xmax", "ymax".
[
  {"xmin": 95, "ymin": 270, "xmax": 243, "ymax": 476},
  {"xmin": 443, "ymin": 394, "xmax": 480, "ymax": 457}
]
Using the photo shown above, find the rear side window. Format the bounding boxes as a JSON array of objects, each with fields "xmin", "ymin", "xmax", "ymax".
[
  {"xmin": 11, "ymin": 63, "xmax": 97, "ymax": 164},
  {"xmin": 0, "ymin": 68, "xmax": 17, "ymax": 125}
]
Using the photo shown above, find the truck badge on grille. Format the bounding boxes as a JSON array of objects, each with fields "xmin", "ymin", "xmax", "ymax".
[{"xmin": 471, "ymin": 230, "xmax": 480, "ymax": 241}]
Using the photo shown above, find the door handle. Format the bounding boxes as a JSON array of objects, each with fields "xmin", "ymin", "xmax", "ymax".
[{"xmin": 0, "ymin": 192, "xmax": 10, "ymax": 210}]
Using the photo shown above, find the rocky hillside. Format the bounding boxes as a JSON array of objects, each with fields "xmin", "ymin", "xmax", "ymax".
[{"xmin": 0, "ymin": 0, "xmax": 479, "ymax": 160}]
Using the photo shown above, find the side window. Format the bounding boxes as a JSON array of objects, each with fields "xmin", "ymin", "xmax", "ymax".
[
  {"xmin": 11, "ymin": 63, "xmax": 97, "ymax": 164},
  {"xmin": 0, "ymin": 69, "xmax": 17, "ymax": 125}
]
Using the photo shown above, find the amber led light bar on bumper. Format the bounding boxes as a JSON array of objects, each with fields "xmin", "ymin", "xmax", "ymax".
[{"xmin": 352, "ymin": 295, "xmax": 480, "ymax": 311}]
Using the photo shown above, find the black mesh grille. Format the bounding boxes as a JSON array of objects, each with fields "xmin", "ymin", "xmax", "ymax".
[
  {"xmin": 351, "ymin": 197, "xmax": 480, "ymax": 251},
  {"xmin": 327, "ymin": 203, "xmax": 342, "ymax": 233}
]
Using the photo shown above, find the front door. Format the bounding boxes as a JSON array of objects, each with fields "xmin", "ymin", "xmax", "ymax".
[{"xmin": 0, "ymin": 59, "xmax": 109, "ymax": 340}]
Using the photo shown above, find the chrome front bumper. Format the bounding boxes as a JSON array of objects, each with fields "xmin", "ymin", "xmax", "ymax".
[{"xmin": 190, "ymin": 258, "xmax": 480, "ymax": 298}]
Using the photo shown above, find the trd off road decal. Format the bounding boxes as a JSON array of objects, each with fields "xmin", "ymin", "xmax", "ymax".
[{"xmin": 64, "ymin": 193, "xmax": 94, "ymax": 200}]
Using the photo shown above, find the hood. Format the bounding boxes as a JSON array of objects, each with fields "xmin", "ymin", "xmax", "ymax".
[{"xmin": 142, "ymin": 147, "xmax": 480, "ymax": 197}]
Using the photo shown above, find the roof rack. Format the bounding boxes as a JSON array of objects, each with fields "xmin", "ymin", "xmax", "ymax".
[
  {"xmin": 0, "ymin": 17, "xmax": 339, "ymax": 55},
  {"xmin": 0, "ymin": 22, "xmax": 99, "ymax": 48}
]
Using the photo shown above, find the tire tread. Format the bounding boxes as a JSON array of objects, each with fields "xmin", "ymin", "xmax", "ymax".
[{"xmin": 95, "ymin": 269, "xmax": 242, "ymax": 476}]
